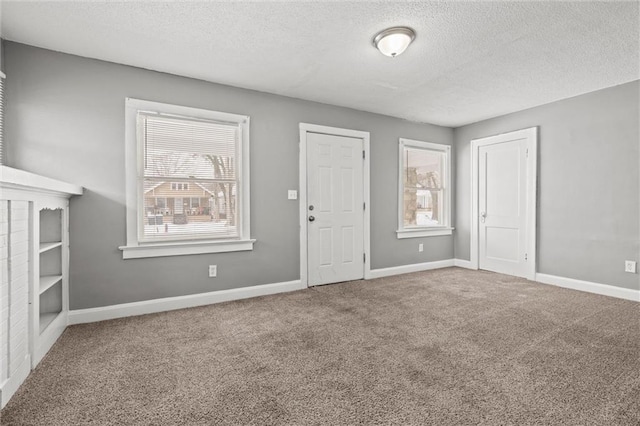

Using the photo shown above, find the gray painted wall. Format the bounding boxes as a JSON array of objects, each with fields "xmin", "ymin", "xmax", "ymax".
[
  {"xmin": 454, "ymin": 81, "xmax": 639, "ymax": 291},
  {"xmin": 4, "ymin": 42, "xmax": 453, "ymax": 309}
]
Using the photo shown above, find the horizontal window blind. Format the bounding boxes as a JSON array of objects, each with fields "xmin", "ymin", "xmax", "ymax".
[
  {"xmin": 138, "ymin": 112, "xmax": 240, "ymax": 242},
  {"xmin": 0, "ymin": 77, "xmax": 4, "ymax": 165},
  {"xmin": 140, "ymin": 112, "xmax": 238, "ymax": 180}
]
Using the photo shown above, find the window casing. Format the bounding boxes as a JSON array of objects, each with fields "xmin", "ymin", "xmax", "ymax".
[
  {"xmin": 0, "ymin": 72, "xmax": 5, "ymax": 165},
  {"xmin": 121, "ymin": 98, "xmax": 254, "ymax": 259},
  {"xmin": 397, "ymin": 139, "xmax": 453, "ymax": 238}
]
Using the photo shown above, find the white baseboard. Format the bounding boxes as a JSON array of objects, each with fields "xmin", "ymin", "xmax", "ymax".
[
  {"xmin": 67, "ymin": 269, "xmax": 638, "ymax": 327},
  {"xmin": 368, "ymin": 259, "xmax": 455, "ymax": 279},
  {"xmin": 535, "ymin": 273, "xmax": 639, "ymax": 302},
  {"xmin": 68, "ymin": 280, "xmax": 306, "ymax": 325},
  {"xmin": 454, "ymin": 259, "xmax": 474, "ymax": 269},
  {"xmin": 0, "ymin": 354, "xmax": 31, "ymax": 409}
]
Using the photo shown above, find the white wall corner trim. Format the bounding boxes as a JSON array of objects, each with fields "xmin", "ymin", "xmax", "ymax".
[
  {"xmin": 536, "ymin": 273, "xmax": 639, "ymax": 302},
  {"xmin": 369, "ymin": 259, "xmax": 455, "ymax": 279},
  {"xmin": 454, "ymin": 259, "xmax": 475, "ymax": 269},
  {"xmin": 68, "ymin": 280, "xmax": 305, "ymax": 325},
  {"xmin": 0, "ymin": 354, "xmax": 31, "ymax": 409}
]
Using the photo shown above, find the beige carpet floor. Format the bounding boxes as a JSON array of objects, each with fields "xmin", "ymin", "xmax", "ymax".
[{"xmin": 1, "ymin": 268, "xmax": 639, "ymax": 425}]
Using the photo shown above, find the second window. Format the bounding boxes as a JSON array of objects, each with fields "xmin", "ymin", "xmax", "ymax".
[{"xmin": 398, "ymin": 138, "xmax": 452, "ymax": 238}]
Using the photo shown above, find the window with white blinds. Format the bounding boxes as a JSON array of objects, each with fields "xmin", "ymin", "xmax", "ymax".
[
  {"xmin": 0, "ymin": 75, "xmax": 4, "ymax": 165},
  {"xmin": 122, "ymin": 98, "xmax": 253, "ymax": 258}
]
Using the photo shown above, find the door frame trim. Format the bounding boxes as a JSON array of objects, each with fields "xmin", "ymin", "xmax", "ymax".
[
  {"xmin": 470, "ymin": 127, "xmax": 537, "ymax": 280},
  {"xmin": 299, "ymin": 123, "xmax": 371, "ymax": 288}
]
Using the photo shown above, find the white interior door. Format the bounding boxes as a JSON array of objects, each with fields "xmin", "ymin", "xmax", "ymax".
[
  {"xmin": 474, "ymin": 128, "xmax": 536, "ymax": 279},
  {"xmin": 307, "ymin": 132, "xmax": 364, "ymax": 286}
]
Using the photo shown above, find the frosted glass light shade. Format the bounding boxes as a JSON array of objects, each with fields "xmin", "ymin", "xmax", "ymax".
[{"xmin": 373, "ymin": 27, "xmax": 416, "ymax": 57}]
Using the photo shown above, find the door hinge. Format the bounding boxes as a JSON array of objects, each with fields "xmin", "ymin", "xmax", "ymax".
[
  {"xmin": 526, "ymin": 148, "xmax": 529, "ymax": 158},
  {"xmin": 525, "ymin": 253, "xmax": 528, "ymax": 261},
  {"xmin": 363, "ymin": 202, "xmax": 366, "ymax": 210},
  {"xmin": 363, "ymin": 253, "xmax": 366, "ymax": 263},
  {"xmin": 363, "ymin": 150, "xmax": 365, "ymax": 159}
]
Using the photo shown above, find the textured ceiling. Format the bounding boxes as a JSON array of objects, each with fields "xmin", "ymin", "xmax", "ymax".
[{"xmin": 1, "ymin": 1, "xmax": 638, "ymax": 127}]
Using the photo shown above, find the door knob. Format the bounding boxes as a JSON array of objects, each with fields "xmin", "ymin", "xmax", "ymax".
[
  {"xmin": 308, "ymin": 215, "xmax": 315, "ymax": 222},
  {"xmin": 480, "ymin": 211, "xmax": 486, "ymax": 223}
]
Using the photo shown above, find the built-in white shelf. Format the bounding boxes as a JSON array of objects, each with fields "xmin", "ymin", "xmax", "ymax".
[
  {"xmin": 1, "ymin": 166, "xmax": 82, "ymax": 410},
  {"xmin": 39, "ymin": 241, "xmax": 62, "ymax": 253},
  {"xmin": 39, "ymin": 275, "xmax": 63, "ymax": 295},
  {"xmin": 39, "ymin": 312, "xmax": 59, "ymax": 334}
]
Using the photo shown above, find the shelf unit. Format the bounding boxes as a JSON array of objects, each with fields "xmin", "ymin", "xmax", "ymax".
[
  {"xmin": 0, "ymin": 165, "xmax": 82, "ymax": 408},
  {"xmin": 31, "ymin": 202, "xmax": 68, "ymax": 368}
]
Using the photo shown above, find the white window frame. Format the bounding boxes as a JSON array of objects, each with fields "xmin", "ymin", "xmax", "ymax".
[
  {"xmin": 0, "ymin": 71, "xmax": 5, "ymax": 165},
  {"xmin": 120, "ymin": 98, "xmax": 254, "ymax": 259},
  {"xmin": 397, "ymin": 138, "xmax": 453, "ymax": 239}
]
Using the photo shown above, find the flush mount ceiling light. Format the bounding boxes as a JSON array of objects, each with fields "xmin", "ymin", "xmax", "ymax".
[{"xmin": 373, "ymin": 26, "xmax": 416, "ymax": 57}]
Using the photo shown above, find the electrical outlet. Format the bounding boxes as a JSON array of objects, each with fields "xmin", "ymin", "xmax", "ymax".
[
  {"xmin": 418, "ymin": 243, "xmax": 424, "ymax": 252},
  {"xmin": 625, "ymin": 260, "xmax": 637, "ymax": 273},
  {"xmin": 208, "ymin": 265, "xmax": 217, "ymax": 277}
]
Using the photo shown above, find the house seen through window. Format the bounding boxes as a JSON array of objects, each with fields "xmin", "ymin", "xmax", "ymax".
[
  {"xmin": 140, "ymin": 111, "xmax": 241, "ymax": 242},
  {"xmin": 397, "ymin": 139, "xmax": 452, "ymax": 238}
]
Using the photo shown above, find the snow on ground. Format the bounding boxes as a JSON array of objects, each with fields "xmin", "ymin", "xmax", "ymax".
[
  {"xmin": 416, "ymin": 212, "xmax": 440, "ymax": 226},
  {"xmin": 144, "ymin": 220, "xmax": 237, "ymax": 238}
]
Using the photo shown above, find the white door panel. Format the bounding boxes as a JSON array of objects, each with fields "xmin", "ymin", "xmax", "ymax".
[
  {"xmin": 307, "ymin": 132, "xmax": 364, "ymax": 286},
  {"xmin": 485, "ymin": 227, "xmax": 520, "ymax": 261},
  {"xmin": 479, "ymin": 138, "xmax": 529, "ymax": 277}
]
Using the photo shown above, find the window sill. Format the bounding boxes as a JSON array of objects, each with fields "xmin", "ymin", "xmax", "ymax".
[
  {"xmin": 119, "ymin": 239, "xmax": 256, "ymax": 259},
  {"xmin": 396, "ymin": 227, "xmax": 454, "ymax": 239}
]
